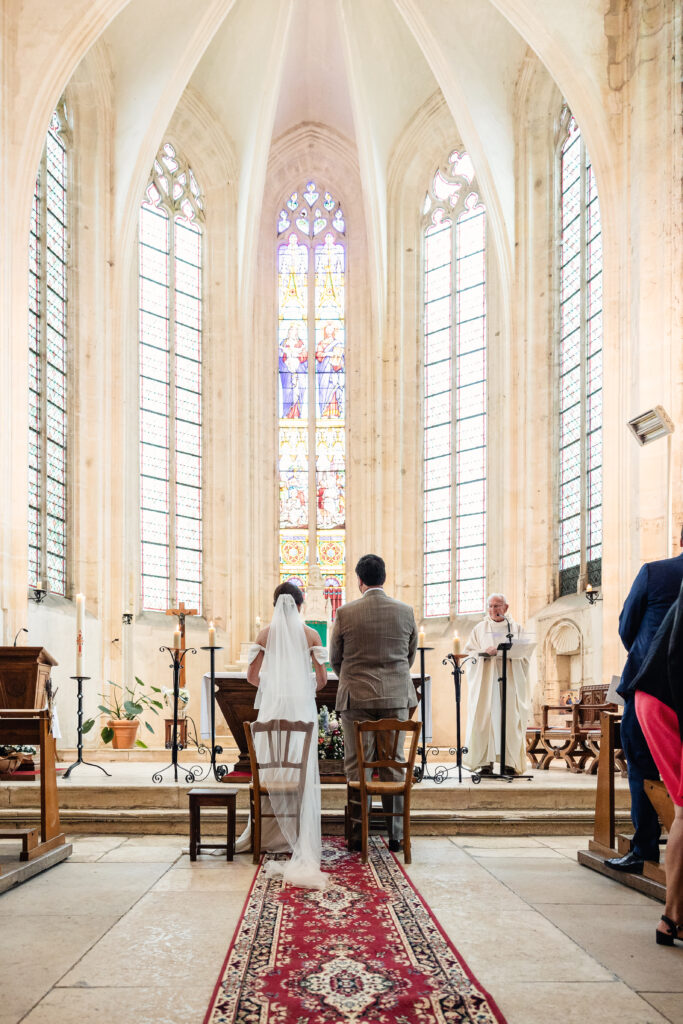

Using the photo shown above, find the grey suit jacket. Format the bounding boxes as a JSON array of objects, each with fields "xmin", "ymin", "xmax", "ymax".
[{"xmin": 329, "ymin": 589, "xmax": 418, "ymax": 711}]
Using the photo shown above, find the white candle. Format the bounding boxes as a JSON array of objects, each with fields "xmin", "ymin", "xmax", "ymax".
[
  {"xmin": 586, "ymin": 583, "xmax": 593, "ymax": 592},
  {"xmin": 208, "ymin": 621, "xmax": 216, "ymax": 646},
  {"xmin": 76, "ymin": 593, "xmax": 85, "ymax": 675},
  {"xmin": 418, "ymin": 629, "xmax": 426, "ymax": 647},
  {"xmin": 453, "ymin": 633, "xmax": 461, "ymax": 656},
  {"xmin": 173, "ymin": 627, "xmax": 181, "ymax": 650}
]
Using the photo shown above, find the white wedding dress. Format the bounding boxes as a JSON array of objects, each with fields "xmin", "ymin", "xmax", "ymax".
[{"xmin": 234, "ymin": 594, "xmax": 328, "ymax": 890}]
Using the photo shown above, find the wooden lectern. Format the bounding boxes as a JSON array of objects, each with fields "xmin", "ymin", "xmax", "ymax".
[{"xmin": 0, "ymin": 647, "xmax": 57, "ymax": 709}]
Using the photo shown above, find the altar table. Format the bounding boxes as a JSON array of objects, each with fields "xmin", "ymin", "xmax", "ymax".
[{"xmin": 201, "ymin": 672, "xmax": 431, "ymax": 776}]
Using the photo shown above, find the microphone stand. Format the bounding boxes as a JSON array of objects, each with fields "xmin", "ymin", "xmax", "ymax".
[{"xmin": 483, "ymin": 618, "xmax": 531, "ymax": 783}]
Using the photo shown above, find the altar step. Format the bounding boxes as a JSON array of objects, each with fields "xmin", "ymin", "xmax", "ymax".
[
  {"xmin": 0, "ymin": 805, "xmax": 633, "ymax": 836},
  {"xmin": 0, "ymin": 770, "xmax": 632, "ymax": 836}
]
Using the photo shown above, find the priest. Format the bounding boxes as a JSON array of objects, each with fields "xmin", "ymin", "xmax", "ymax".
[{"xmin": 463, "ymin": 594, "xmax": 532, "ymax": 776}]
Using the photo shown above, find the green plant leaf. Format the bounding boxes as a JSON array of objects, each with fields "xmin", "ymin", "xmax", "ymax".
[
  {"xmin": 150, "ymin": 686, "xmax": 162, "ymax": 693},
  {"xmin": 101, "ymin": 726, "xmax": 114, "ymax": 744},
  {"xmin": 135, "ymin": 676, "xmax": 144, "ymax": 687},
  {"xmin": 135, "ymin": 739, "xmax": 148, "ymax": 748},
  {"xmin": 144, "ymin": 720, "xmax": 154, "ymax": 733},
  {"xmin": 123, "ymin": 700, "xmax": 143, "ymax": 717},
  {"xmin": 97, "ymin": 704, "xmax": 113, "ymax": 716},
  {"xmin": 150, "ymin": 700, "xmax": 164, "ymax": 709},
  {"xmin": 81, "ymin": 718, "xmax": 95, "ymax": 734}
]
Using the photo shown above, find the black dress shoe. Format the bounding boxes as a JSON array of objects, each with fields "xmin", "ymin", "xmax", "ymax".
[
  {"xmin": 388, "ymin": 839, "xmax": 402, "ymax": 852},
  {"xmin": 604, "ymin": 850, "xmax": 645, "ymax": 873}
]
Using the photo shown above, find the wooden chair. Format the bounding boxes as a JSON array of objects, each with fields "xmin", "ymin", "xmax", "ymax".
[
  {"xmin": 346, "ymin": 718, "xmax": 421, "ymax": 864},
  {"xmin": 188, "ymin": 788, "xmax": 238, "ymax": 861},
  {"xmin": 245, "ymin": 719, "xmax": 313, "ymax": 865},
  {"xmin": 535, "ymin": 683, "xmax": 624, "ymax": 773}
]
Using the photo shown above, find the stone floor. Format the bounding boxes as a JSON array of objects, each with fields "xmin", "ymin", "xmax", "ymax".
[{"xmin": 1, "ymin": 833, "xmax": 680, "ymax": 1024}]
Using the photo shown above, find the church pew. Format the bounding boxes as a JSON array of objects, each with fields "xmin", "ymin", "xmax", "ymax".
[{"xmin": 0, "ymin": 709, "xmax": 66, "ymax": 866}]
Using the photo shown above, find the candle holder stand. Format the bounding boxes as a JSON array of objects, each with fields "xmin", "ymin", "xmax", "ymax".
[
  {"xmin": 196, "ymin": 644, "xmax": 228, "ymax": 782},
  {"xmin": 63, "ymin": 676, "xmax": 112, "ymax": 780},
  {"xmin": 153, "ymin": 648, "xmax": 203, "ymax": 784},
  {"xmin": 427, "ymin": 653, "xmax": 482, "ymax": 784}
]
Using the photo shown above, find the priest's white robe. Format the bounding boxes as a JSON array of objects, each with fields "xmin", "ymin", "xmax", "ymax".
[{"xmin": 463, "ymin": 616, "xmax": 531, "ymax": 775}]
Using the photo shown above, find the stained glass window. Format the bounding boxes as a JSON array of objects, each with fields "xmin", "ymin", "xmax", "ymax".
[
  {"xmin": 139, "ymin": 143, "xmax": 204, "ymax": 612},
  {"xmin": 277, "ymin": 183, "xmax": 346, "ymax": 604},
  {"xmin": 29, "ymin": 101, "xmax": 69, "ymax": 596},
  {"xmin": 423, "ymin": 151, "xmax": 486, "ymax": 617},
  {"xmin": 559, "ymin": 110, "xmax": 602, "ymax": 595}
]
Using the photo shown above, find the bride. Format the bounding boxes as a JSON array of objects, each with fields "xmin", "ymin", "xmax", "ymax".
[{"xmin": 237, "ymin": 581, "xmax": 328, "ymax": 890}]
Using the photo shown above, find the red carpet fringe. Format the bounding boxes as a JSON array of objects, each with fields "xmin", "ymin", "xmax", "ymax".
[{"xmin": 205, "ymin": 837, "xmax": 507, "ymax": 1023}]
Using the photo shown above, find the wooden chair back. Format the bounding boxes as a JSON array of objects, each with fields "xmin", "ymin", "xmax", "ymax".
[
  {"xmin": 353, "ymin": 718, "xmax": 421, "ymax": 790},
  {"xmin": 245, "ymin": 719, "xmax": 313, "ymax": 803}
]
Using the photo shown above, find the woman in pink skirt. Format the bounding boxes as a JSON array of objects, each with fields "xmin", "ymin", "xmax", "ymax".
[{"xmin": 631, "ymin": 585, "xmax": 683, "ymax": 945}]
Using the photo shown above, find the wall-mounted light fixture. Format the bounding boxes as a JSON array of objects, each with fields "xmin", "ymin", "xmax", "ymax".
[
  {"xmin": 122, "ymin": 612, "xmax": 133, "ymax": 625},
  {"xmin": 627, "ymin": 406, "xmax": 674, "ymax": 446},
  {"xmin": 585, "ymin": 584, "xmax": 602, "ymax": 606}
]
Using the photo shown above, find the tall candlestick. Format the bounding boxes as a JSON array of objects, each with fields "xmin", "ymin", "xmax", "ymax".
[
  {"xmin": 453, "ymin": 633, "xmax": 461, "ymax": 656},
  {"xmin": 76, "ymin": 593, "xmax": 85, "ymax": 675},
  {"xmin": 208, "ymin": 621, "xmax": 216, "ymax": 646},
  {"xmin": 418, "ymin": 629, "xmax": 426, "ymax": 647},
  {"xmin": 173, "ymin": 627, "xmax": 181, "ymax": 650}
]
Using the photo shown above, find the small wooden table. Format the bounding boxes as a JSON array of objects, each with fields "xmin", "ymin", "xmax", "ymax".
[{"xmin": 188, "ymin": 788, "xmax": 237, "ymax": 861}]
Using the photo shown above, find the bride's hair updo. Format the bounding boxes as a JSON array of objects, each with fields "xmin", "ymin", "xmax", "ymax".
[{"xmin": 273, "ymin": 581, "xmax": 304, "ymax": 608}]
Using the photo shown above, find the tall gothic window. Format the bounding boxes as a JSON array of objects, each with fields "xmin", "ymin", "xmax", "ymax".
[
  {"xmin": 277, "ymin": 182, "xmax": 346, "ymax": 607},
  {"xmin": 28, "ymin": 101, "xmax": 69, "ymax": 596},
  {"xmin": 139, "ymin": 143, "xmax": 204, "ymax": 612},
  {"xmin": 422, "ymin": 151, "xmax": 487, "ymax": 617},
  {"xmin": 558, "ymin": 109, "xmax": 602, "ymax": 595}
]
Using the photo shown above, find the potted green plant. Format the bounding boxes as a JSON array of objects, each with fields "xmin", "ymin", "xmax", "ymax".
[{"xmin": 82, "ymin": 678, "xmax": 163, "ymax": 749}]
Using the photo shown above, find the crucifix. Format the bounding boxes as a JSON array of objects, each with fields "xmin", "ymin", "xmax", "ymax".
[{"xmin": 166, "ymin": 601, "xmax": 198, "ymax": 690}]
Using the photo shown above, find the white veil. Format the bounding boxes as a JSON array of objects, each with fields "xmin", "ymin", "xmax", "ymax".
[{"xmin": 254, "ymin": 593, "xmax": 326, "ymax": 890}]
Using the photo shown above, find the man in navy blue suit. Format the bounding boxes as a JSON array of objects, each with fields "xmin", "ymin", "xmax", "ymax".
[{"xmin": 606, "ymin": 529, "xmax": 683, "ymax": 872}]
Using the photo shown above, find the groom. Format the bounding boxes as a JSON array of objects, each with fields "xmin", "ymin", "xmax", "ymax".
[{"xmin": 330, "ymin": 554, "xmax": 418, "ymax": 850}]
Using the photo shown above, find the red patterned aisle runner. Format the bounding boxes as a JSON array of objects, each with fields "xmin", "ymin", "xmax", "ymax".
[{"xmin": 205, "ymin": 837, "xmax": 507, "ymax": 1024}]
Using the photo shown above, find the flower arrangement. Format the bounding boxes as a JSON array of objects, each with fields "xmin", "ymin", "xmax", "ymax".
[{"xmin": 317, "ymin": 705, "xmax": 344, "ymax": 761}]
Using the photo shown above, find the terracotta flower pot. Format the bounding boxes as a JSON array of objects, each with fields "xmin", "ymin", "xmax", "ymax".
[{"xmin": 108, "ymin": 719, "xmax": 140, "ymax": 749}]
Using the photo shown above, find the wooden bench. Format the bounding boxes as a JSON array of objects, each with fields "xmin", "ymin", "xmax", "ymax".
[
  {"xmin": 188, "ymin": 788, "xmax": 238, "ymax": 861},
  {"xmin": 0, "ymin": 708, "xmax": 66, "ymax": 874},
  {"xmin": 581, "ymin": 711, "xmax": 671, "ymax": 893},
  {"xmin": 526, "ymin": 683, "xmax": 625, "ymax": 773}
]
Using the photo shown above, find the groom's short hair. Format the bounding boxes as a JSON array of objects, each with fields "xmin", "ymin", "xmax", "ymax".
[
  {"xmin": 273, "ymin": 581, "xmax": 304, "ymax": 607},
  {"xmin": 355, "ymin": 554, "xmax": 386, "ymax": 587}
]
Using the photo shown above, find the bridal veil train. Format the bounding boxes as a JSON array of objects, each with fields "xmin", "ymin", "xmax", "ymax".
[{"xmin": 248, "ymin": 593, "xmax": 327, "ymax": 890}]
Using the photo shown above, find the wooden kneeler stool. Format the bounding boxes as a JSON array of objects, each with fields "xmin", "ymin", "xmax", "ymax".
[
  {"xmin": 188, "ymin": 788, "xmax": 238, "ymax": 861},
  {"xmin": 346, "ymin": 718, "xmax": 421, "ymax": 864},
  {"xmin": 0, "ymin": 708, "xmax": 66, "ymax": 868}
]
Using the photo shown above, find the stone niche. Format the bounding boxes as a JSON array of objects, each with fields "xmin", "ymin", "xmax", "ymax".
[{"xmin": 542, "ymin": 619, "xmax": 583, "ymax": 723}]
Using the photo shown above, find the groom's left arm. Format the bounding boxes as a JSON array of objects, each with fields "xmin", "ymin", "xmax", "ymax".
[
  {"xmin": 407, "ymin": 613, "xmax": 418, "ymax": 665},
  {"xmin": 329, "ymin": 615, "xmax": 343, "ymax": 676}
]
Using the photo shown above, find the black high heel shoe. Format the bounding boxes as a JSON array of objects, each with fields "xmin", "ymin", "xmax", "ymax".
[{"xmin": 656, "ymin": 915, "xmax": 682, "ymax": 946}]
